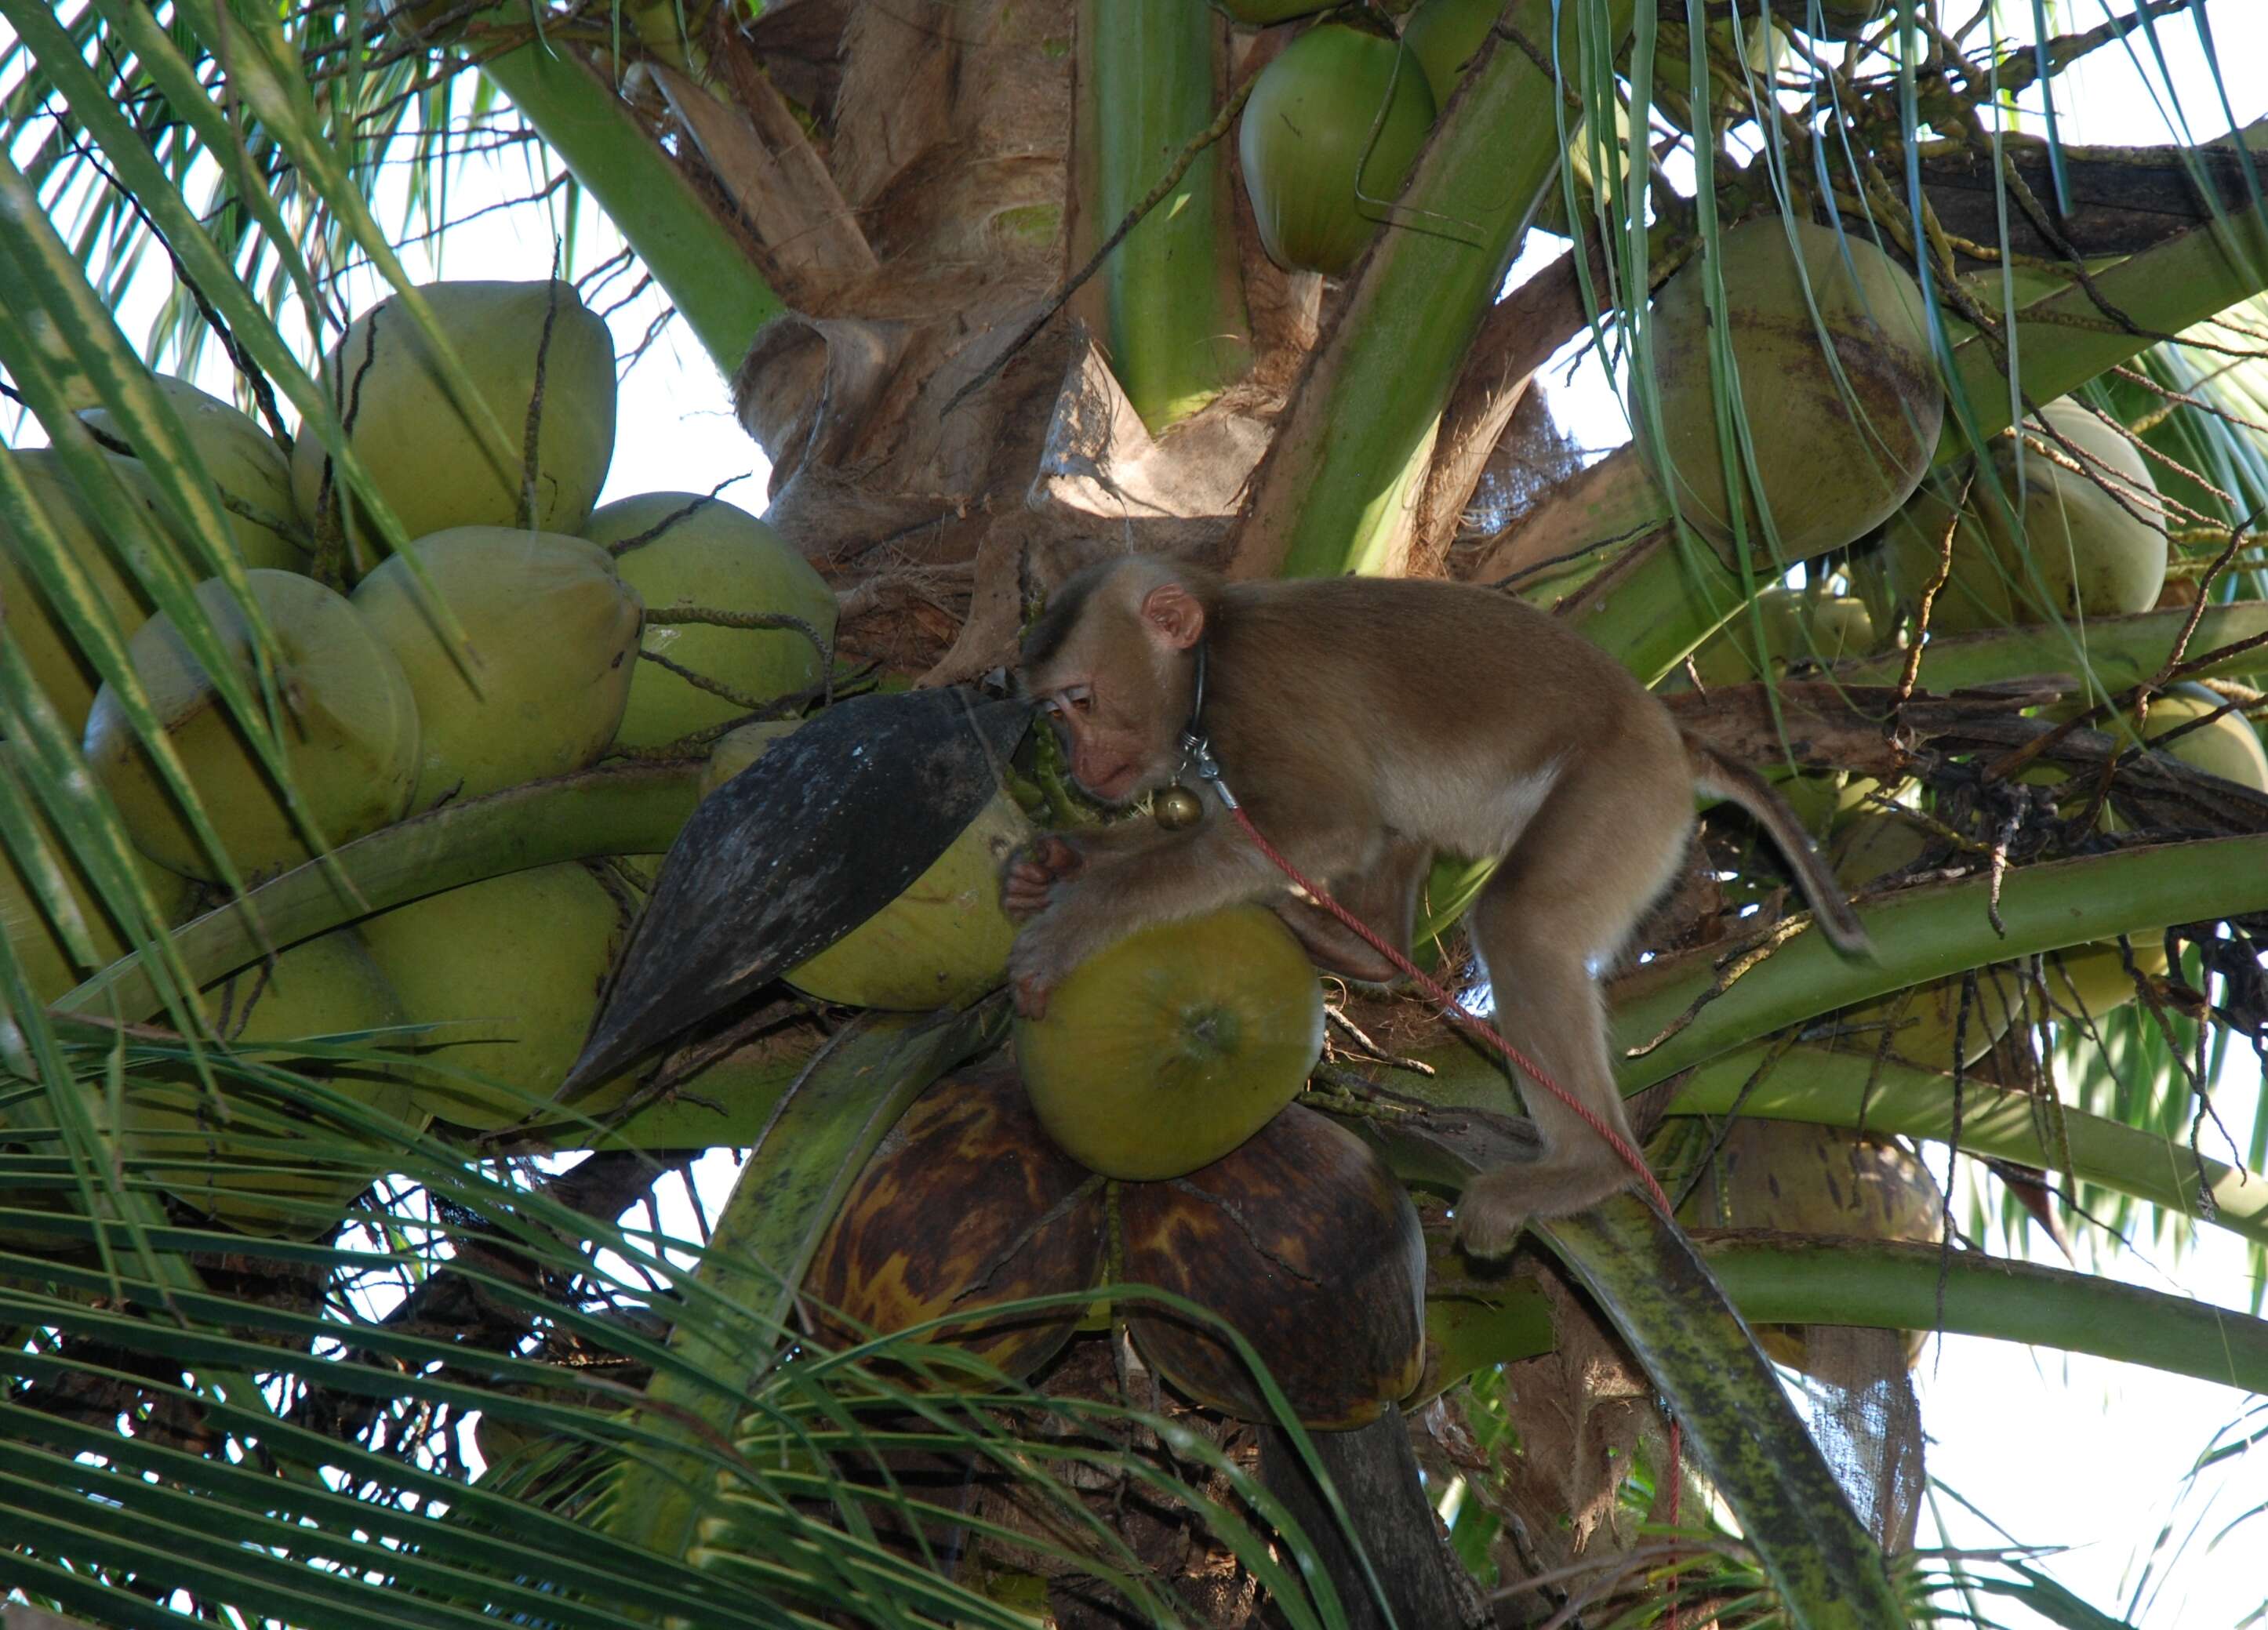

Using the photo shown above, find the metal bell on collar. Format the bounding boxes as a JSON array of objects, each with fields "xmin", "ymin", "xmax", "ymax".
[{"xmin": 1154, "ymin": 784, "xmax": 1204, "ymax": 830}]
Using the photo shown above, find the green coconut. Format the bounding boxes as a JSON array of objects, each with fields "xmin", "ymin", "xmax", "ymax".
[
  {"xmin": 2132, "ymin": 684, "xmax": 2268, "ymax": 792},
  {"xmin": 290, "ymin": 279, "xmax": 616, "ymax": 573},
  {"xmin": 1015, "ymin": 906, "xmax": 1325, "ymax": 1181},
  {"xmin": 582, "ymin": 493, "xmax": 836, "ymax": 750},
  {"xmin": 1881, "ymin": 465, "xmax": 2001, "ymax": 633},
  {"xmin": 699, "ymin": 718, "xmax": 806, "ymax": 798},
  {"xmin": 1889, "ymin": 401, "xmax": 2167, "ymax": 632},
  {"xmin": 1689, "ymin": 585, "xmax": 1874, "ymax": 688},
  {"xmin": 1638, "ymin": 217, "xmax": 1942, "ymax": 558},
  {"xmin": 82, "ymin": 569, "xmax": 421, "ymax": 883},
  {"xmin": 787, "ymin": 791, "xmax": 1033, "ymax": 1011},
  {"xmin": 360, "ymin": 862, "xmax": 639, "ymax": 1129},
  {"xmin": 124, "ymin": 928, "xmax": 426, "ymax": 1236},
  {"xmin": 82, "ymin": 375, "xmax": 304, "ymax": 570},
  {"xmin": 1975, "ymin": 399, "xmax": 2166, "ymax": 623},
  {"xmin": 1401, "ymin": 0, "xmax": 1498, "ymax": 103},
  {"xmin": 1240, "ymin": 23, "xmax": 1437, "ymax": 277},
  {"xmin": 0, "ymin": 744, "xmax": 195, "ymax": 1004},
  {"xmin": 351, "ymin": 528, "xmax": 642, "ymax": 810}
]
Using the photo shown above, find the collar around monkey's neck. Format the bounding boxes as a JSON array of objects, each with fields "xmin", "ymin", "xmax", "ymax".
[{"xmin": 1165, "ymin": 637, "xmax": 1238, "ymax": 818}]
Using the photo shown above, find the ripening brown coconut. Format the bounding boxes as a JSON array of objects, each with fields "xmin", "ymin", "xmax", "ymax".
[
  {"xmin": 801, "ymin": 1064, "xmax": 1105, "ymax": 1381},
  {"xmin": 1674, "ymin": 1116, "xmax": 1942, "ymax": 1371},
  {"xmin": 1118, "ymin": 1105, "xmax": 1425, "ymax": 1429}
]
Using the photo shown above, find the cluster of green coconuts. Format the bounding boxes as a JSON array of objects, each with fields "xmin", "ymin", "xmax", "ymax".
[{"xmin": 0, "ymin": 278, "xmax": 850, "ymax": 1231}]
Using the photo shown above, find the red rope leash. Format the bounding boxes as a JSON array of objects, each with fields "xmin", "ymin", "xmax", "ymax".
[
  {"xmin": 1227, "ymin": 808, "xmax": 1672, "ymax": 1214},
  {"xmin": 1227, "ymin": 804, "xmax": 1688, "ymax": 1617}
]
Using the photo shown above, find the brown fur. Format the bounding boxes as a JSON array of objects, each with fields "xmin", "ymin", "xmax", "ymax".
[{"xmin": 1008, "ymin": 558, "xmax": 1868, "ymax": 1256}]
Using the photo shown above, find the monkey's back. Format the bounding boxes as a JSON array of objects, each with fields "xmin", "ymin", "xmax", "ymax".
[{"xmin": 1201, "ymin": 576, "xmax": 1682, "ymax": 860}]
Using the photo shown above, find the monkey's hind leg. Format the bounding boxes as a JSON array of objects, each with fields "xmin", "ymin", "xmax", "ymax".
[{"xmin": 1452, "ymin": 766, "xmax": 1688, "ymax": 1258}]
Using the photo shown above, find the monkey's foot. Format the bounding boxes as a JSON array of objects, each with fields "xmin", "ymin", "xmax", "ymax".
[{"xmin": 1452, "ymin": 1167, "xmax": 1535, "ymax": 1259}]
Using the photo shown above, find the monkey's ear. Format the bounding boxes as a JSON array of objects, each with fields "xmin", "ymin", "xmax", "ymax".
[{"xmin": 1139, "ymin": 582, "xmax": 1206, "ymax": 649}]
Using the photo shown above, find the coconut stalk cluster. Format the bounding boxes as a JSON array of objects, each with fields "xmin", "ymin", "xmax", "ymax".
[{"xmin": 2, "ymin": 278, "xmax": 838, "ymax": 1232}]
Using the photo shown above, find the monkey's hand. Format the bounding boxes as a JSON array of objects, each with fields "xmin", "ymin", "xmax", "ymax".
[
  {"xmin": 1005, "ymin": 889, "xmax": 1112, "ymax": 1021},
  {"xmin": 1001, "ymin": 836, "xmax": 1085, "ymax": 922}
]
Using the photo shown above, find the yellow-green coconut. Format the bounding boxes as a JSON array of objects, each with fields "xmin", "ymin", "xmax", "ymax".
[
  {"xmin": 703, "ymin": 715, "xmax": 1031, "ymax": 1011},
  {"xmin": 2128, "ymin": 684, "xmax": 2268, "ymax": 793},
  {"xmin": 124, "ymin": 928, "xmax": 426, "ymax": 1236},
  {"xmin": 1015, "ymin": 906, "xmax": 1325, "ymax": 1181},
  {"xmin": 82, "ymin": 375, "xmax": 305, "ymax": 570},
  {"xmin": 0, "ymin": 743, "xmax": 194, "ymax": 1004},
  {"xmin": 0, "ymin": 450, "xmax": 195, "ymax": 735},
  {"xmin": 290, "ymin": 280, "xmax": 616, "ymax": 573},
  {"xmin": 582, "ymin": 493, "xmax": 836, "ymax": 750},
  {"xmin": 1239, "ymin": 23, "xmax": 1437, "ymax": 277},
  {"xmin": 788, "ymin": 790, "xmax": 1032, "ymax": 1011},
  {"xmin": 698, "ymin": 718, "xmax": 805, "ymax": 798},
  {"xmin": 82, "ymin": 569, "xmax": 420, "ymax": 883},
  {"xmin": 351, "ymin": 528, "xmax": 642, "ymax": 811},
  {"xmin": 1638, "ymin": 217, "xmax": 1942, "ymax": 557},
  {"xmin": 359, "ymin": 862, "xmax": 640, "ymax": 1129}
]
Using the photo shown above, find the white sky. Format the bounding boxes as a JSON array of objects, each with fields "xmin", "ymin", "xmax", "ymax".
[{"xmin": 7, "ymin": 3, "xmax": 2268, "ymax": 1625}]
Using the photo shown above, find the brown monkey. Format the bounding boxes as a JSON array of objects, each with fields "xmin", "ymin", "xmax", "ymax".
[{"xmin": 1005, "ymin": 556, "xmax": 1869, "ymax": 1257}]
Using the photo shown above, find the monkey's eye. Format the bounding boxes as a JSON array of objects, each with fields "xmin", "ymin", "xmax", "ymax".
[
  {"xmin": 1063, "ymin": 684, "xmax": 1094, "ymax": 715},
  {"xmin": 1037, "ymin": 697, "xmax": 1065, "ymax": 722}
]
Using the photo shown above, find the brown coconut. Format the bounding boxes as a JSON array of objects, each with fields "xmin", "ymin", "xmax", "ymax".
[
  {"xmin": 1119, "ymin": 1105, "xmax": 1426, "ymax": 1429},
  {"xmin": 801, "ymin": 1063, "xmax": 1105, "ymax": 1381},
  {"xmin": 1674, "ymin": 1116, "xmax": 1943, "ymax": 1371}
]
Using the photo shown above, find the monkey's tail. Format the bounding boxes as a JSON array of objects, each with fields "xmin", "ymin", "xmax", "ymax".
[{"xmin": 1685, "ymin": 735, "xmax": 1874, "ymax": 955}]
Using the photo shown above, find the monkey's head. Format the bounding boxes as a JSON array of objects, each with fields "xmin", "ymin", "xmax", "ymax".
[{"xmin": 1019, "ymin": 557, "xmax": 1206, "ymax": 806}]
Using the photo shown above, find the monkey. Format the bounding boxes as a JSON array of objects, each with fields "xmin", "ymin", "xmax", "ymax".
[{"xmin": 1003, "ymin": 554, "xmax": 1870, "ymax": 1258}]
